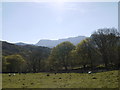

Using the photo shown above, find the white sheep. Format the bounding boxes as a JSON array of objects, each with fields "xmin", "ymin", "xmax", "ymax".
[
  {"xmin": 13, "ymin": 73, "xmax": 16, "ymax": 76},
  {"xmin": 8, "ymin": 73, "xmax": 11, "ymax": 77},
  {"xmin": 88, "ymin": 71, "xmax": 92, "ymax": 74}
]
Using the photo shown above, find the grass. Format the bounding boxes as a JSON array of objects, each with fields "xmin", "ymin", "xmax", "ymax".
[{"xmin": 2, "ymin": 70, "xmax": 119, "ymax": 88}]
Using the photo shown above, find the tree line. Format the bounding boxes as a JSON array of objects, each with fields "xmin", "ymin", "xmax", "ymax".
[{"xmin": 2, "ymin": 28, "xmax": 120, "ymax": 73}]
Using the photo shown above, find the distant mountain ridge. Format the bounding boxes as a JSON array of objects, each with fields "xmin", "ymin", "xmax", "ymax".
[
  {"xmin": 15, "ymin": 42, "xmax": 29, "ymax": 46},
  {"xmin": 36, "ymin": 36, "xmax": 87, "ymax": 48},
  {"xmin": 15, "ymin": 42, "xmax": 34, "ymax": 46}
]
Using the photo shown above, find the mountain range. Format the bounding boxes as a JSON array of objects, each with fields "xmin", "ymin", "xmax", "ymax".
[
  {"xmin": 15, "ymin": 42, "xmax": 34, "ymax": 46},
  {"xmin": 36, "ymin": 36, "xmax": 87, "ymax": 48},
  {"xmin": 14, "ymin": 36, "xmax": 87, "ymax": 48}
]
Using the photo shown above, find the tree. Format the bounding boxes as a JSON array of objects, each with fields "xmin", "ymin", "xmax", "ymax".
[
  {"xmin": 2, "ymin": 56, "xmax": 7, "ymax": 72},
  {"xmin": 69, "ymin": 49, "xmax": 78, "ymax": 68},
  {"xmin": 5, "ymin": 54, "xmax": 25, "ymax": 72},
  {"xmin": 27, "ymin": 48, "xmax": 50, "ymax": 73},
  {"xmin": 49, "ymin": 41, "xmax": 75, "ymax": 71},
  {"xmin": 91, "ymin": 28, "xmax": 119, "ymax": 69},
  {"xmin": 117, "ymin": 40, "xmax": 120, "ymax": 69},
  {"xmin": 75, "ymin": 38, "xmax": 99, "ymax": 69}
]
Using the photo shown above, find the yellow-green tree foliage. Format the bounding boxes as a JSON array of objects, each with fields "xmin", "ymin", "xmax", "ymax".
[
  {"xmin": 5, "ymin": 54, "xmax": 25, "ymax": 72},
  {"xmin": 48, "ymin": 41, "xmax": 75, "ymax": 71}
]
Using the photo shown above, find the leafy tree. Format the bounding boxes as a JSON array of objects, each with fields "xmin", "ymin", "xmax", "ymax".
[
  {"xmin": 49, "ymin": 41, "xmax": 75, "ymax": 71},
  {"xmin": 91, "ymin": 28, "xmax": 119, "ymax": 69},
  {"xmin": 5, "ymin": 54, "xmax": 25, "ymax": 72},
  {"xmin": 69, "ymin": 49, "xmax": 78, "ymax": 68},
  {"xmin": 117, "ymin": 41, "xmax": 120, "ymax": 69},
  {"xmin": 2, "ymin": 56, "xmax": 7, "ymax": 72},
  {"xmin": 28, "ymin": 48, "xmax": 50, "ymax": 73},
  {"xmin": 75, "ymin": 37, "xmax": 101, "ymax": 70},
  {"xmin": 76, "ymin": 39, "xmax": 89, "ymax": 68}
]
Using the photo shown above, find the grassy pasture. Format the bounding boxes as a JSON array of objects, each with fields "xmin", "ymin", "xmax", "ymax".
[{"xmin": 2, "ymin": 70, "xmax": 119, "ymax": 88}]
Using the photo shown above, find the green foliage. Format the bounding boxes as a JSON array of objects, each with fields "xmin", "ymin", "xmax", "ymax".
[
  {"xmin": 74, "ymin": 38, "xmax": 99, "ymax": 69},
  {"xmin": 2, "ymin": 28, "xmax": 120, "ymax": 73},
  {"xmin": 28, "ymin": 49, "xmax": 50, "ymax": 72},
  {"xmin": 91, "ymin": 28, "xmax": 120, "ymax": 69},
  {"xmin": 48, "ymin": 41, "xmax": 75, "ymax": 71},
  {"xmin": 2, "ymin": 41, "xmax": 51, "ymax": 73},
  {"xmin": 4, "ymin": 54, "xmax": 25, "ymax": 72},
  {"xmin": 2, "ymin": 56, "xmax": 7, "ymax": 72},
  {"xmin": 69, "ymin": 49, "xmax": 78, "ymax": 68}
]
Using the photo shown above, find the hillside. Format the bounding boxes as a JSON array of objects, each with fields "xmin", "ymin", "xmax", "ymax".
[{"xmin": 2, "ymin": 41, "xmax": 51, "ymax": 57}]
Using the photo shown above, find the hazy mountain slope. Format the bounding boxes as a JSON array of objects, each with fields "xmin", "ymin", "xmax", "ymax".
[
  {"xmin": 15, "ymin": 42, "xmax": 34, "ymax": 46},
  {"xmin": 36, "ymin": 36, "xmax": 87, "ymax": 48},
  {"xmin": 2, "ymin": 41, "xmax": 51, "ymax": 56},
  {"xmin": 15, "ymin": 42, "xmax": 28, "ymax": 46}
]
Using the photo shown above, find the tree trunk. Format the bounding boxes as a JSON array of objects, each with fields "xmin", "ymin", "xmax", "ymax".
[
  {"xmin": 64, "ymin": 65, "xmax": 68, "ymax": 71},
  {"xmin": 103, "ymin": 54, "xmax": 108, "ymax": 70}
]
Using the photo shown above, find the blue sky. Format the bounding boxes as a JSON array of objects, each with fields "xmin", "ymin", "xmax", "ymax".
[{"xmin": 2, "ymin": 2, "xmax": 118, "ymax": 44}]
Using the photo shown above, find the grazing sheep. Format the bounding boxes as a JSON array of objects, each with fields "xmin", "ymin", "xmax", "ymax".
[
  {"xmin": 88, "ymin": 71, "xmax": 92, "ymax": 74},
  {"xmin": 47, "ymin": 74, "xmax": 50, "ymax": 76},
  {"xmin": 92, "ymin": 77, "xmax": 97, "ymax": 79},
  {"xmin": 8, "ymin": 73, "xmax": 11, "ymax": 77},
  {"xmin": 59, "ymin": 77, "xmax": 62, "ymax": 79},
  {"xmin": 13, "ymin": 73, "xmax": 16, "ymax": 76}
]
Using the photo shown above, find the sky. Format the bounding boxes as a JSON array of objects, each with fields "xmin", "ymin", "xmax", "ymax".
[{"xmin": 1, "ymin": 2, "xmax": 118, "ymax": 44}]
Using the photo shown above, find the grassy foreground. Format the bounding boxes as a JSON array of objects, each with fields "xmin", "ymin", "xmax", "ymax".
[{"xmin": 2, "ymin": 70, "xmax": 119, "ymax": 88}]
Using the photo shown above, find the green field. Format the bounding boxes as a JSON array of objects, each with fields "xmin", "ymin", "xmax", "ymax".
[{"xmin": 2, "ymin": 70, "xmax": 119, "ymax": 88}]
